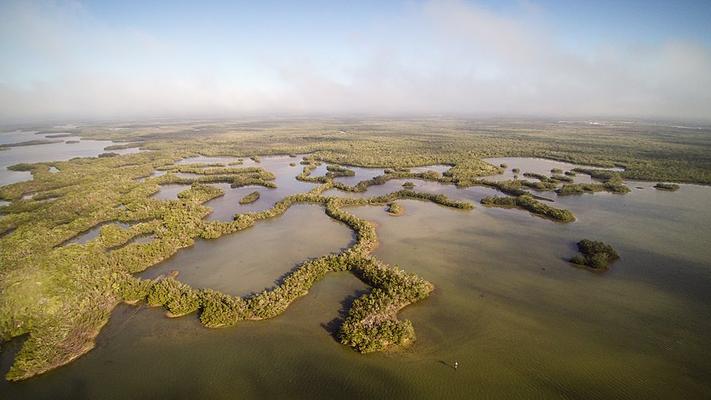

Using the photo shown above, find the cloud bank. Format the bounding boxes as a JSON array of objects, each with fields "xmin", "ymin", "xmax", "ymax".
[{"xmin": 1, "ymin": 0, "xmax": 710, "ymax": 122}]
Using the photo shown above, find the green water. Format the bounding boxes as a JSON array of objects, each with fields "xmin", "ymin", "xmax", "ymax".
[{"xmin": 1, "ymin": 158, "xmax": 710, "ymax": 399}]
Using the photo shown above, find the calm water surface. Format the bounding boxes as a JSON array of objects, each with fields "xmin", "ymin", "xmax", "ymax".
[
  {"xmin": 0, "ymin": 130, "xmax": 142, "ymax": 186},
  {"xmin": 1, "ymin": 156, "xmax": 710, "ymax": 399},
  {"xmin": 202, "ymin": 155, "xmax": 320, "ymax": 219},
  {"xmin": 63, "ymin": 222, "xmax": 131, "ymax": 245},
  {"xmin": 140, "ymin": 204, "xmax": 353, "ymax": 296},
  {"xmin": 483, "ymin": 157, "xmax": 629, "ymax": 185}
]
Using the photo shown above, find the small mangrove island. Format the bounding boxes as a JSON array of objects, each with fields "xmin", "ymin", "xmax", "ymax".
[
  {"xmin": 386, "ymin": 202, "xmax": 404, "ymax": 216},
  {"xmin": 480, "ymin": 194, "xmax": 575, "ymax": 223},
  {"xmin": 0, "ymin": 117, "xmax": 699, "ymax": 383},
  {"xmin": 569, "ymin": 239, "xmax": 620, "ymax": 271},
  {"xmin": 239, "ymin": 191, "xmax": 260, "ymax": 204},
  {"xmin": 654, "ymin": 182, "xmax": 680, "ymax": 191}
]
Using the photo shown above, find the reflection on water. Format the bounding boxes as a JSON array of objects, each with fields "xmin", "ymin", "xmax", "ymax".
[{"xmin": 1, "ymin": 156, "xmax": 711, "ymax": 399}]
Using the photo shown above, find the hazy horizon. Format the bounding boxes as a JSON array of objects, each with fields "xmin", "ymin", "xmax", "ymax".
[
  {"xmin": 5, "ymin": 113, "xmax": 711, "ymax": 131},
  {"xmin": 2, "ymin": 0, "xmax": 710, "ymax": 123}
]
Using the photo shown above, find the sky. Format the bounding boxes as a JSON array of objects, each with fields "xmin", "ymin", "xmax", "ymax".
[{"xmin": 1, "ymin": 0, "xmax": 710, "ymax": 123}]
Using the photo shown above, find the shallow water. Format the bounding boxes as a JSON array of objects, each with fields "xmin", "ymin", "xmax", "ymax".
[
  {"xmin": 151, "ymin": 184, "xmax": 191, "ymax": 200},
  {"xmin": 63, "ymin": 222, "xmax": 131, "ymax": 245},
  {"xmin": 200, "ymin": 155, "xmax": 321, "ymax": 220},
  {"xmin": 0, "ymin": 131, "xmax": 142, "ymax": 186},
  {"xmin": 1, "ymin": 156, "xmax": 710, "ymax": 399},
  {"xmin": 174, "ymin": 172, "xmax": 202, "ymax": 179},
  {"xmin": 122, "ymin": 234, "xmax": 155, "ymax": 246},
  {"xmin": 483, "ymin": 156, "xmax": 605, "ymax": 183},
  {"xmin": 331, "ymin": 165, "xmax": 384, "ymax": 186},
  {"xmin": 152, "ymin": 155, "xmax": 322, "ymax": 218},
  {"xmin": 310, "ymin": 162, "xmax": 329, "ymax": 176},
  {"xmin": 327, "ymin": 163, "xmax": 451, "ymax": 188},
  {"xmin": 348, "ymin": 197, "xmax": 711, "ymax": 398},
  {"xmin": 324, "ymin": 177, "xmax": 469, "ymax": 201},
  {"xmin": 140, "ymin": 204, "xmax": 353, "ymax": 296},
  {"xmin": 0, "ymin": 130, "xmax": 41, "ymax": 145},
  {"xmin": 176, "ymin": 155, "xmax": 246, "ymax": 166},
  {"xmin": 410, "ymin": 164, "xmax": 451, "ymax": 174}
]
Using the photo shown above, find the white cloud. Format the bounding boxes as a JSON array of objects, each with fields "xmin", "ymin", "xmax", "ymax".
[{"xmin": 1, "ymin": 0, "xmax": 710, "ymax": 122}]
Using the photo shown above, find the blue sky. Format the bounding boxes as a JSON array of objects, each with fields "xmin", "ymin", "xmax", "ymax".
[{"xmin": 1, "ymin": 0, "xmax": 710, "ymax": 122}]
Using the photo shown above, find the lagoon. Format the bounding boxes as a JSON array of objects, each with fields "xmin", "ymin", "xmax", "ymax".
[{"xmin": 1, "ymin": 156, "xmax": 710, "ymax": 399}]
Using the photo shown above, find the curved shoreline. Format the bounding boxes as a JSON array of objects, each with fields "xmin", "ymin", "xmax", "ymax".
[{"xmin": 0, "ymin": 129, "xmax": 695, "ymax": 380}]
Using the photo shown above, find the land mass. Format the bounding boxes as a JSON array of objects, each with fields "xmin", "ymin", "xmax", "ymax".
[{"xmin": 1, "ymin": 117, "xmax": 707, "ymax": 381}]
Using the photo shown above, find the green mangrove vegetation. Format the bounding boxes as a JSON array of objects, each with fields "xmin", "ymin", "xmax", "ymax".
[
  {"xmin": 239, "ymin": 191, "xmax": 260, "ymax": 204},
  {"xmin": 0, "ymin": 139, "xmax": 62, "ymax": 149},
  {"xmin": 654, "ymin": 182, "xmax": 680, "ymax": 191},
  {"xmin": 1, "ymin": 117, "xmax": 702, "ymax": 382},
  {"xmin": 326, "ymin": 165, "xmax": 356, "ymax": 178},
  {"xmin": 555, "ymin": 168, "xmax": 631, "ymax": 195},
  {"xmin": 550, "ymin": 174, "xmax": 574, "ymax": 183},
  {"xmin": 569, "ymin": 239, "xmax": 620, "ymax": 271},
  {"xmin": 0, "ymin": 146, "xmax": 477, "ymax": 381},
  {"xmin": 154, "ymin": 163, "xmax": 277, "ymax": 190},
  {"xmin": 147, "ymin": 276, "xmax": 201, "ymax": 317},
  {"xmin": 113, "ymin": 185, "xmax": 468, "ymax": 354},
  {"xmin": 523, "ymin": 172, "xmax": 552, "ymax": 182},
  {"xmin": 480, "ymin": 195, "xmax": 575, "ymax": 222},
  {"xmin": 571, "ymin": 167, "xmax": 620, "ymax": 181},
  {"xmin": 520, "ymin": 179, "xmax": 559, "ymax": 191},
  {"xmin": 556, "ymin": 181, "xmax": 630, "ymax": 195},
  {"xmin": 104, "ymin": 142, "xmax": 143, "ymax": 151},
  {"xmin": 57, "ymin": 118, "xmax": 711, "ymax": 184},
  {"xmin": 386, "ymin": 202, "xmax": 404, "ymax": 216}
]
